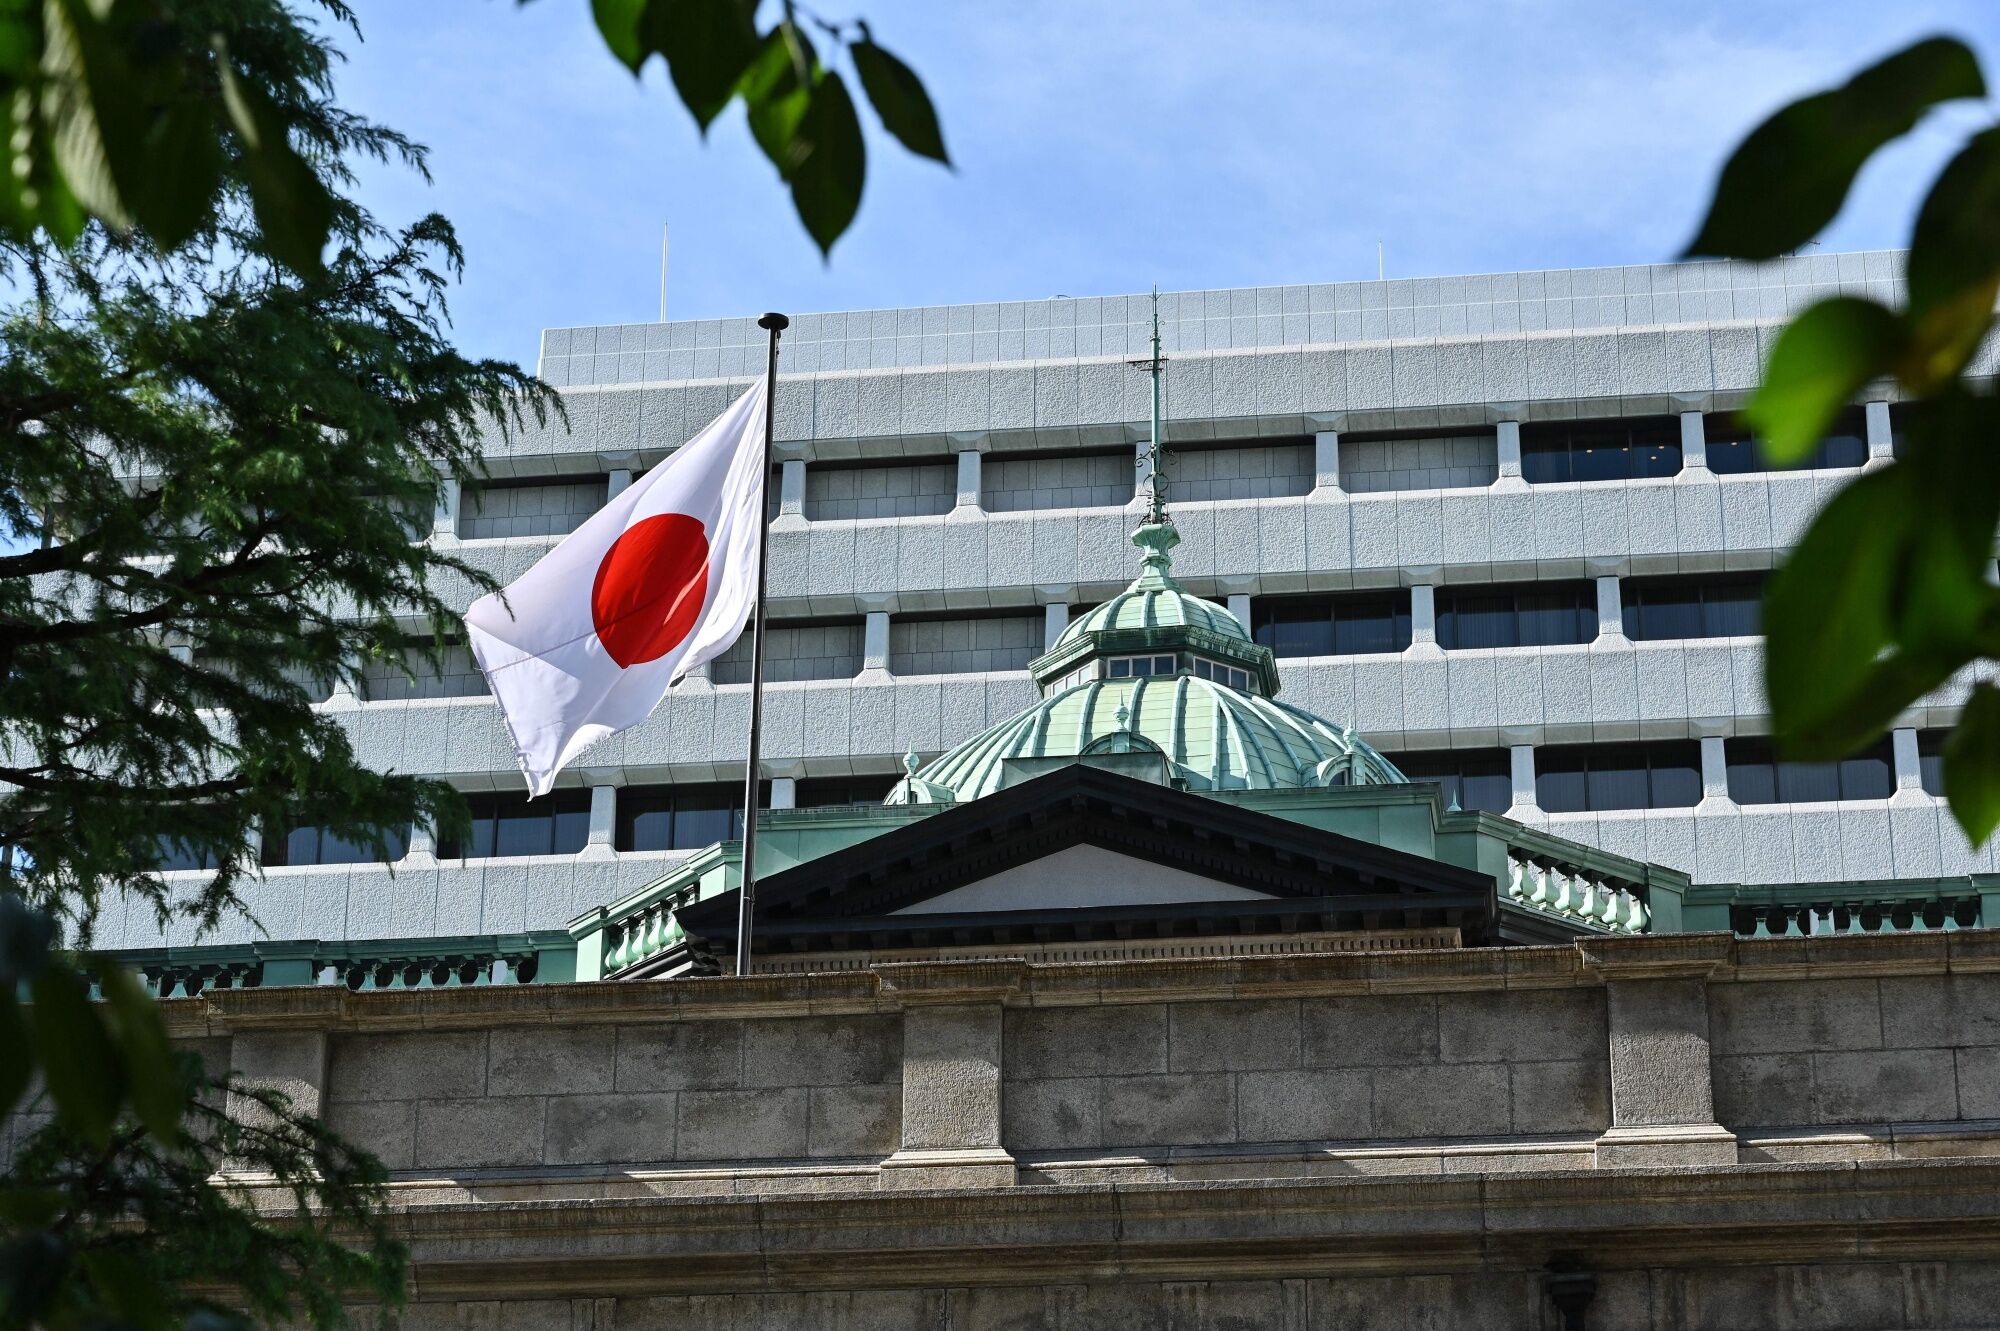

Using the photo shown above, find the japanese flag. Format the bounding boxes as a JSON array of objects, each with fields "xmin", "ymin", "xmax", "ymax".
[{"xmin": 465, "ymin": 380, "xmax": 768, "ymax": 796}]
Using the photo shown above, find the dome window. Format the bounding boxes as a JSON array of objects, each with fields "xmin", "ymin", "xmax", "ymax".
[
  {"xmin": 1106, "ymin": 654, "xmax": 1175, "ymax": 679},
  {"xmin": 1190, "ymin": 657, "xmax": 1253, "ymax": 690}
]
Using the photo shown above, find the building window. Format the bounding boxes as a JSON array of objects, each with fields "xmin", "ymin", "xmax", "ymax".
[
  {"xmin": 1919, "ymin": 730, "xmax": 1948, "ymax": 796},
  {"xmin": 1391, "ymin": 749, "xmax": 1513, "ymax": 814},
  {"xmin": 1434, "ymin": 582, "xmax": 1595, "ymax": 650},
  {"xmin": 1725, "ymin": 737, "xmax": 1892, "ymax": 804},
  {"xmin": 1047, "ymin": 663, "xmax": 1098, "ymax": 693},
  {"xmin": 1252, "ymin": 592, "xmax": 1412, "ymax": 657},
  {"xmin": 1537, "ymin": 742, "xmax": 1701, "ymax": 812},
  {"xmin": 1520, "ymin": 417, "xmax": 1681, "ymax": 483},
  {"xmin": 440, "ymin": 789, "xmax": 591, "ymax": 859},
  {"xmin": 152, "ymin": 835, "xmax": 220, "ymax": 873},
  {"xmin": 1706, "ymin": 410, "xmax": 1866, "ymax": 474},
  {"xmin": 1106, "ymin": 654, "xmax": 1175, "ymax": 678},
  {"xmin": 1190, "ymin": 657, "xmax": 1253, "ymax": 690},
  {"xmin": 263, "ymin": 821, "xmax": 410, "ymax": 867},
  {"xmin": 795, "ymin": 776, "xmax": 899, "ymax": 808},
  {"xmin": 616, "ymin": 783, "xmax": 750, "ymax": 851},
  {"xmin": 1621, "ymin": 573, "xmax": 1765, "ymax": 641}
]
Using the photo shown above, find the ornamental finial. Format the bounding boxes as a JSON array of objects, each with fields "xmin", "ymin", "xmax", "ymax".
[
  {"xmin": 903, "ymin": 747, "xmax": 920, "ymax": 776},
  {"xmin": 1129, "ymin": 285, "xmax": 1170, "ymax": 529}
]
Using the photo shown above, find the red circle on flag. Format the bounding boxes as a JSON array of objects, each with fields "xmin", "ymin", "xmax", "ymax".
[{"xmin": 590, "ymin": 513, "xmax": 711, "ymax": 668}]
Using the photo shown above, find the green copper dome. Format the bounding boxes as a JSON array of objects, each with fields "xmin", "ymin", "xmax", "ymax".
[{"xmin": 889, "ymin": 519, "xmax": 1406, "ymax": 805}]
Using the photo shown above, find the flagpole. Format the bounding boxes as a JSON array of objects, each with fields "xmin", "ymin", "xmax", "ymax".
[{"xmin": 736, "ymin": 312, "xmax": 788, "ymax": 978}]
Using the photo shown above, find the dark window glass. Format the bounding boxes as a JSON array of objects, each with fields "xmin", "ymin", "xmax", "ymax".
[
  {"xmin": 1252, "ymin": 592, "xmax": 1412, "ymax": 658},
  {"xmin": 263, "ymin": 821, "xmax": 410, "ymax": 867},
  {"xmin": 1919, "ymin": 730, "xmax": 1947, "ymax": 796},
  {"xmin": 1726, "ymin": 737, "xmax": 1893, "ymax": 805},
  {"xmin": 616, "ymin": 783, "xmax": 758, "ymax": 851},
  {"xmin": 1391, "ymin": 749, "xmax": 1513, "ymax": 813},
  {"xmin": 1521, "ymin": 417, "xmax": 1681, "ymax": 484},
  {"xmin": 795, "ymin": 776, "xmax": 900, "ymax": 808},
  {"xmin": 1434, "ymin": 582, "xmax": 1595, "ymax": 650},
  {"xmin": 441, "ymin": 789, "xmax": 591, "ymax": 859},
  {"xmin": 153, "ymin": 835, "xmax": 219, "ymax": 873},
  {"xmin": 1536, "ymin": 742, "xmax": 1701, "ymax": 812},
  {"xmin": 1621, "ymin": 573, "xmax": 1767, "ymax": 641},
  {"xmin": 1706, "ymin": 410, "xmax": 1867, "ymax": 474}
]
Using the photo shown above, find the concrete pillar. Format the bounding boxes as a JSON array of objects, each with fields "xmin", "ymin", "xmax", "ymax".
[
  {"xmin": 777, "ymin": 458, "xmax": 807, "ymax": 520},
  {"xmin": 1699, "ymin": 736, "xmax": 1730, "ymax": 807},
  {"xmin": 955, "ymin": 449, "xmax": 983, "ymax": 509},
  {"xmin": 1227, "ymin": 593, "xmax": 1252, "ymax": 634},
  {"xmin": 324, "ymin": 649, "xmax": 362, "ymax": 709},
  {"xmin": 1579, "ymin": 935, "xmax": 1738, "ymax": 1167},
  {"xmin": 770, "ymin": 776, "xmax": 797, "ymax": 810},
  {"xmin": 1408, "ymin": 584, "xmax": 1441, "ymax": 655},
  {"xmin": 1891, "ymin": 727, "xmax": 1927, "ymax": 804},
  {"xmin": 1495, "ymin": 420, "xmax": 1524, "ymax": 486},
  {"xmin": 1679, "ymin": 411, "xmax": 1708, "ymax": 471},
  {"xmin": 1864, "ymin": 400, "xmax": 1895, "ymax": 468},
  {"xmin": 1595, "ymin": 576, "xmax": 1624, "ymax": 641},
  {"xmin": 405, "ymin": 813, "xmax": 438, "ymax": 865},
  {"xmin": 607, "ymin": 468, "xmax": 634, "ymax": 500},
  {"xmin": 862, "ymin": 610, "xmax": 892, "ymax": 677},
  {"xmin": 433, "ymin": 477, "xmax": 460, "ymax": 540},
  {"xmin": 225, "ymin": 1031, "xmax": 330, "ymax": 1144},
  {"xmin": 582, "ymin": 782, "xmax": 617, "ymax": 859},
  {"xmin": 880, "ymin": 1003, "xmax": 1014, "ymax": 1188},
  {"xmin": 1043, "ymin": 603, "xmax": 1070, "ymax": 651},
  {"xmin": 1312, "ymin": 430, "xmax": 1341, "ymax": 491},
  {"xmin": 1508, "ymin": 744, "xmax": 1537, "ymax": 814}
]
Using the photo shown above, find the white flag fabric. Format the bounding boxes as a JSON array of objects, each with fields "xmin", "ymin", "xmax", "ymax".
[{"xmin": 465, "ymin": 380, "xmax": 768, "ymax": 796}]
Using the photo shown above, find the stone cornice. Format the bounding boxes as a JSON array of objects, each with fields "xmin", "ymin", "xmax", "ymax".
[
  {"xmin": 159, "ymin": 929, "xmax": 2000, "ymax": 1039},
  {"xmin": 379, "ymin": 1159, "xmax": 2000, "ymax": 1299}
]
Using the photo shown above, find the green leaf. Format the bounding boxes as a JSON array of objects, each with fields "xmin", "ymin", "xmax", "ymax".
[
  {"xmin": 788, "ymin": 70, "xmax": 865, "ymax": 258},
  {"xmin": 739, "ymin": 26, "xmax": 816, "ymax": 176},
  {"xmin": 41, "ymin": 0, "xmax": 137, "ymax": 231},
  {"xmin": 852, "ymin": 38, "xmax": 949, "ymax": 165},
  {"xmin": 1685, "ymin": 36, "xmax": 1985, "ymax": 260},
  {"xmin": 28, "ymin": 963, "xmax": 123, "ymax": 1148},
  {"xmin": 592, "ymin": 0, "xmax": 648, "ymax": 72},
  {"xmin": 1745, "ymin": 297, "xmax": 1906, "ymax": 463},
  {"xmin": 95, "ymin": 963, "xmax": 182, "ymax": 1144},
  {"xmin": 1903, "ymin": 126, "xmax": 2000, "ymax": 390},
  {"xmin": 1945, "ymin": 684, "xmax": 2000, "ymax": 845},
  {"xmin": 643, "ymin": 0, "xmax": 760, "ymax": 131},
  {"xmin": 216, "ymin": 50, "xmax": 333, "ymax": 276},
  {"xmin": 0, "ymin": 992, "xmax": 29, "ymax": 1121}
]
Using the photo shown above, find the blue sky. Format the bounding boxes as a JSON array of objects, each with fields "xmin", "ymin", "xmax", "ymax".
[{"xmin": 337, "ymin": 1, "xmax": 2000, "ymax": 369}]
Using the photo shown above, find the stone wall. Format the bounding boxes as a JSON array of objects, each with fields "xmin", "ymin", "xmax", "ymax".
[{"xmin": 134, "ymin": 930, "xmax": 2000, "ymax": 1331}]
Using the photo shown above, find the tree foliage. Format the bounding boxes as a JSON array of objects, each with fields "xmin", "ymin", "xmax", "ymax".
[
  {"xmin": 2, "ymin": 1, "xmax": 947, "ymax": 267},
  {"xmin": 1686, "ymin": 34, "xmax": 2000, "ymax": 843}
]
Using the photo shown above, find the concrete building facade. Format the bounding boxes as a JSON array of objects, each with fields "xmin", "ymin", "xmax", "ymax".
[{"xmin": 102, "ymin": 250, "xmax": 2000, "ymax": 962}]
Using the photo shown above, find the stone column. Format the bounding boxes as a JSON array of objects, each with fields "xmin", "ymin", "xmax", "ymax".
[
  {"xmin": 1594, "ymin": 575, "xmax": 1624, "ymax": 642},
  {"xmin": 582, "ymin": 782, "xmax": 617, "ymax": 860},
  {"xmin": 1312, "ymin": 430, "xmax": 1341, "ymax": 492},
  {"xmin": 1043, "ymin": 603, "xmax": 1070, "ymax": 651},
  {"xmin": 1864, "ymin": 400, "xmax": 1895, "ymax": 468},
  {"xmin": 606, "ymin": 467, "xmax": 634, "ymax": 500},
  {"xmin": 1226, "ymin": 593, "xmax": 1252, "ymax": 634},
  {"xmin": 876, "ymin": 963, "xmax": 1022, "ymax": 1188},
  {"xmin": 432, "ymin": 477, "xmax": 460, "ymax": 541},
  {"xmin": 1408, "ymin": 584, "xmax": 1442, "ymax": 656},
  {"xmin": 226, "ymin": 1031, "xmax": 331, "ymax": 1141},
  {"xmin": 1494, "ymin": 419, "xmax": 1525, "ymax": 489},
  {"xmin": 1578, "ymin": 935, "xmax": 1738, "ymax": 1167},
  {"xmin": 955, "ymin": 449, "xmax": 983, "ymax": 510},
  {"xmin": 769, "ymin": 776, "xmax": 798, "ymax": 810},
  {"xmin": 1679, "ymin": 410, "xmax": 1708, "ymax": 472}
]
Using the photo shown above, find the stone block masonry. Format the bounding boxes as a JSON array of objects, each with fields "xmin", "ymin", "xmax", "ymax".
[{"xmin": 149, "ymin": 929, "xmax": 2000, "ymax": 1330}]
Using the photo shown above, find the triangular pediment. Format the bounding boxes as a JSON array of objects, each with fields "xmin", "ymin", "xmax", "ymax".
[{"xmin": 670, "ymin": 765, "xmax": 1505, "ymax": 962}]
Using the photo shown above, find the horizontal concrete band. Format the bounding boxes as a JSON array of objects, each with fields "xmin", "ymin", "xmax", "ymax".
[
  {"xmin": 160, "ymin": 932, "xmax": 2000, "ymax": 1037},
  {"xmin": 350, "ymin": 1159, "xmax": 2000, "ymax": 1299}
]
